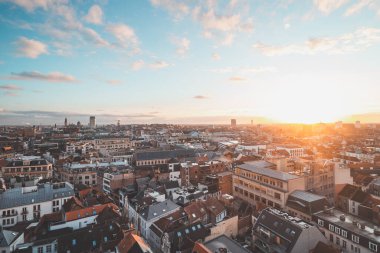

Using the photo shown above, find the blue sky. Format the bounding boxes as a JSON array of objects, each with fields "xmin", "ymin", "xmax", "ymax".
[{"xmin": 0, "ymin": 0, "xmax": 380, "ymax": 125}]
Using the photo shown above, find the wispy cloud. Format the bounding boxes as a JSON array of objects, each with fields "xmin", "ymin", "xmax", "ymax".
[
  {"xmin": 193, "ymin": 95, "xmax": 208, "ymax": 99},
  {"xmin": 10, "ymin": 71, "xmax": 77, "ymax": 82},
  {"xmin": 229, "ymin": 76, "xmax": 246, "ymax": 81},
  {"xmin": 344, "ymin": 0, "xmax": 376, "ymax": 16},
  {"xmin": 0, "ymin": 84, "xmax": 23, "ymax": 90},
  {"xmin": 253, "ymin": 27, "xmax": 380, "ymax": 56},
  {"xmin": 15, "ymin": 37, "xmax": 48, "ymax": 58},
  {"xmin": 84, "ymin": 5, "xmax": 103, "ymax": 25},
  {"xmin": 150, "ymin": 0, "xmax": 190, "ymax": 19},
  {"xmin": 150, "ymin": 61, "xmax": 170, "ymax": 69},
  {"xmin": 106, "ymin": 80, "xmax": 122, "ymax": 86},
  {"xmin": 314, "ymin": 0, "xmax": 349, "ymax": 14},
  {"xmin": 212, "ymin": 53, "xmax": 221, "ymax": 60},
  {"xmin": 3, "ymin": 0, "xmax": 50, "ymax": 12},
  {"xmin": 0, "ymin": 110, "xmax": 158, "ymax": 119},
  {"xmin": 210, "ymin": 66, "xmax": 275, "ymax": 74},
  {"xmin": 151, "ymin": 1, "xmax": 253, "ymax": 45}
]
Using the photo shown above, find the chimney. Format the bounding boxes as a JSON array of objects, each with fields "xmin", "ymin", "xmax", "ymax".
[{"xmin": 339, "ymin": 215, "xmax": 346, "ymax": 222}]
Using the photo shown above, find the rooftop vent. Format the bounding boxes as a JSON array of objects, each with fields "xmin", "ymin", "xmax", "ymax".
[{"xmin": 339, "ymin": 215, "xmax": 346, "ymax": 222}]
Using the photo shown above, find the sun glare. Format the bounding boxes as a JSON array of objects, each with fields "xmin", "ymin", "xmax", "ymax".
[{"xmin": 263, "ymin": 81, "xmax": 348, "ymax": 124}]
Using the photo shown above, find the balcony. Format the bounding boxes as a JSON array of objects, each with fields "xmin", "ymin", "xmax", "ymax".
[{"xmin": 1, "ymin": 211, "xmax": 18, "ymax": 217}]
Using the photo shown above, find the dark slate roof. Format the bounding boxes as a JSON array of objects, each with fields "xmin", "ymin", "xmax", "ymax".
[
  {"xmin": 167, "ymin": 222, "xmax": 209, "ymax": 252},
  {"xmin": 238, "ymin": 162, "xmax": 299, "ymax": 181},
  {"xmin": 289, "ymin": 190, "xmax": 326, "ymax": 203},
  {"xmin": 140, "ymin": 200, "xmax": 180, "ymax": 221},
  {"xmin": 286, "ymin": 190, "xmax": 329, "ymax": 215},
  {"xmin": 312, "ymin": 241, "xmax": 340, "ymax": 253},
  {"xmin": 351, "ymin": 190, "xmax": 369, "ymax": 203},
  {"xmin": 204, "ymin": 234, "xmax": 251, "ymax": 253},
  {"xmin": 253, "ymin": 208, "xmax": 309, "ymax": 252},
  {"xmin": 134, "ymin": 149, "xmax": 196, "ymax": 161},
  {"xmin": 0, "ymin": 229, "xmax": 19, "ymax": 247},
  {"xmin": 0, "ymin": 183, "xmax": 74, "ymax": 209},
  {"xmin": 338, "ymin": 184, "xmax": 359, "ymax": 198}
]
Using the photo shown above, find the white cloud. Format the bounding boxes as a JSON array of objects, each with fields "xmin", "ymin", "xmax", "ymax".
[
  {"xmin": 253, "ymin": 27, "xmax": 380, "ymax": 56},
  {"xmin": 15, "ymin": 37, "xmax": 48, "ymax": 58},
  {"xmin": 107, "ymin": 23, "xmax": 139, "ymax": 52},
  {"xmin": 150, "ymin": 61, "xmax": 169, "ymax": 69},
  {"xmin": 131, "ymin": 60, "xmax": 145, "ymax": 71},
  {"xmin": 314, "ymin": 0, "xmax": 349, "ymax": 14},
  {"xmin": 171, "ymin": 37, "xmax": 190, "ymax": 56},
  {"xmin": 84, "ymin": 5, "xmax": 103, "ymax": 25}
]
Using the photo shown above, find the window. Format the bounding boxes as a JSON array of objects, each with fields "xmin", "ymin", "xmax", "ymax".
[
  {"xmin": 369, "ymin": 242, "xmax": 377, "ymax": 252},
  {"xmin": 72, "ymin": 239, "xmax": 76, "ymax": 246},
  {"xmin": 329, "ymin": 234, "xmax": 333, "ymax": 242},
  {"xmin": 341, "ymin": 230, "xmax": 347, "ymax": 238},
  {"xmin": 92, "ymin": 240, "xmax": 96, "ymax": 247},
  {"xmin": 329, "ymin": 224, "xmax": 334, "ymax": 231},
  {"xmin": 46, "ymin": 245, "xmax": 52, "ymax": 252},
  {"xmin": 318, "ymin": 219, "xmax": 324, "ymax": 226},
  {"xmin": 336, "ymin": 237, "xmax": 340, "ymax": 245},
  {"xmin": 352, "ymin": 234, "xmax": 359, "ymax": 243},
  {"xmin": 335, "ymin": 227, "xmax": 341, "ymax": 234},
  {"xmin": 343, "ymin": 240, "xmax": 347, "ymax": 249},
  {"xmin": 38, "ymin": 247, "xmax": 43, "ymax": 253}
]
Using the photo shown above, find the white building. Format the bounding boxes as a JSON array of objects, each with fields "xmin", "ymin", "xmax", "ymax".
[{"xmin": 0, "ymin": 182, "xmax": 74, "ymax": 228}]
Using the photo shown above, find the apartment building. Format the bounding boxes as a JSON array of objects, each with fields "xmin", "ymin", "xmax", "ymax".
[
  {"xmin": 180, "ymin": 160, "xmax": 227, "ymax": 187},
  {"xmin": 0, "ymin": 156, "xmax": 53, "ymax": 178},
  {"xmin": 313, "ymin": 208, "xmax": 380, "ymax": 253},
  {"xmin": 128, "ymin": 199, "xmax": 180, "ymax": 239},
  {"xmin": 57, "ymin": 161, "xmax": 128, "ymax": 186},
  {"xmin": 103, "ymin": 170, "xmax": 134, "ymax": 195},
  {"xmin": 134, "ymin": 149, "xmax": 196, "ymax": 167},
  {"xmin": 0, "ymin": 182, "xmax": 74, "ymax": 227},
  {"xmin": 233, "ymin": 161, "xmax": 305, "ymax": 209},
  {"xmin": 92, "ymin": 137, "xmax": 135, "ymax": 156}
]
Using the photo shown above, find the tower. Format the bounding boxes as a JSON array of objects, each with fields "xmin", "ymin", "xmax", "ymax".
[
  {"xmin": 231, "ymin": 119, "xmax": 237, "ymax": 128},
  {"xmin": 89, "ymin": 116, "xmax": 96, "ymax": 129},
  {"xmin": 64, "ymin": 117, "xmax": 67, "ymax": 127}
]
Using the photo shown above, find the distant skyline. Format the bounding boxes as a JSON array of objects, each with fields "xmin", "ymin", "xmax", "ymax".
[{"xmin": 1, "ymin": 0, "xmax": 380, "ymax": 125}]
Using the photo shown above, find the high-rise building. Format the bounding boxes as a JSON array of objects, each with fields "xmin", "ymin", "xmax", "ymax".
[
  {"xmin": 355, "ymin": 120, "xmax": 361, "ymax": 129},
  {"xmin": 231, "ymin": 119, "xmax": 236, "ymax": 127},
  {"xmin": 89, "ymin": 116, "xmax": 96, "ymax": 128},
  {"xmin": 64, "ymin": 117, "xmax": 68, "ymax": 127}
]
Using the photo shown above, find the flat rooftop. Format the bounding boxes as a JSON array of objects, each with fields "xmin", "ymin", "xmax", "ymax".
[
  {"xmin": 315, "ymin": 209, "xmax": 380, "ymax": 242},
  {"xmin": 238, "ymin": 161, "xmax": 299, "ymax": 181}
]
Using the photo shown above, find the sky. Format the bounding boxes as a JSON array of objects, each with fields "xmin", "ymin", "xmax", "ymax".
[{"xmin": 0, "ymin": 0, "xmax": 380, "ymax": 125}]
